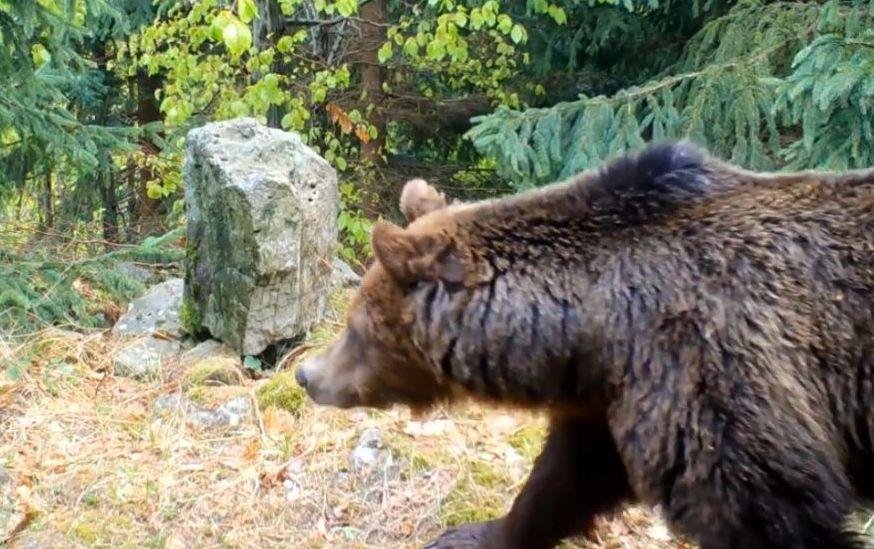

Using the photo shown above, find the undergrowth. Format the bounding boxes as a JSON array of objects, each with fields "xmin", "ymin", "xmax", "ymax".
[{"xmin": 0, "ymin": 228, "xmax": 184, "ymax": 335}]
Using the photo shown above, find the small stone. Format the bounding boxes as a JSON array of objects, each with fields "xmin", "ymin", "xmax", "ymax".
[
  {"xmin": 218, "ymin": 395, "xmax": 253, "ymax": 417},
  {"xmin": 113, "ymin": 278, "xmax": 184, "ymax": 338},
  {"xmin": 217, "ymin": 395, "xmax": 253, "ymax": 427},
  {"xmin": 350, "ymin": 446, "xmax": 380, "ymax": 470},
  {"xmin": 349, "ymin": 427, "xmax": 388, "ymax": 471},
  {"xmin": 153, "ymin": 393, "xmax": 238, "ymax": 430},
  {"xmin": 180, "ymin": 357, "xmax": 243, "ymax": 388},
  {"xmin": 153, "ymin": 394, "xmax": 194, "ymax": 413},
  {"xmin": 180, "ymin": 339, "xmax": 239, "ymax": 365},
  {"xmin": 283, "ymin": 477, "xmax": 304, "ymax": 501},
  {"xmin": 359, "ymin": 427, "xmax": 381, "ymax": 448},
  {"xmin": 0, "ymin": 466, "xmax": 10, "ymax": 485},
  {"xmin": 332, "ymin": 257, "xmax": 361, "ymax": 288},
  {"xmin": 186, "ymin": 408, "xmax": 230, "ymax": 430},
  {"xmin": 114, "ymin": 337, "xmax": 182, "ymax": 378}
]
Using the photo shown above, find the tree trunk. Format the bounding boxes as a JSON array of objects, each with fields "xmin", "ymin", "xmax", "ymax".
[
  {"xmin": 356, "ymin": 0, "xmax": 388, "ymax": 217},
  {"xmin": 101, "ymin": 162, "xmax": 119, "ymax": 244},
  {"xmin": 132, "ymin": 71, "xmax": 163, "ymax": 234},
  {"xmin": 40, "ymin": 171, "xmax": 54, "ymax": 229},
  {"xmin": 358, "ymin": 0, "xmax": 387, "ymax": 166}
]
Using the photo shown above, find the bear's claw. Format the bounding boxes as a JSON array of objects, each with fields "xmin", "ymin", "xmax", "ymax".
[{"xmin": 424, "ymin": 520, "xmax": 500, "ymax": 549}]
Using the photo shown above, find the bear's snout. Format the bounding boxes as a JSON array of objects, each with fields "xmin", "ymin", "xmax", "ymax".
[{"xmin": 294, "ymin": 366, "xmax": 308, "ymax": 389}]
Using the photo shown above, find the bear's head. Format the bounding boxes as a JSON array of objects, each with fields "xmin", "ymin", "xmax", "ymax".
[{"xmin": 295, "ymin": 179, "xmax": 470, "ymax": 411}]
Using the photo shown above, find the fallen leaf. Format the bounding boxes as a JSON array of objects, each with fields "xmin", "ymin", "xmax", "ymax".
[
  {"xmin": 1, "ymin": 509, "xmax": 38, "ymax": 546},
  {"xmin": 241, "ymin": 439, "xmax": 261, "ymax": 462},
  {"xmin": 258, "ymin": 464, "xmax": 287, "ymax": 489},
  {"xmin": 262, "ymin": 407, "xmax": 295, "ymax": 435},
  {"xmin": 354, "ymin": 125, "xmax": 372, "ymax": 144}
]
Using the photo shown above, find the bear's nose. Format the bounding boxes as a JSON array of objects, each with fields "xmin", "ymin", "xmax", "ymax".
[{"xmin": 295, "ymin": 367, "xmax": 308, "ymax": 389}]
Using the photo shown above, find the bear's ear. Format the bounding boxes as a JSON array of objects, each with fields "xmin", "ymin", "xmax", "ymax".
[
  {"xmin": 400, "ymin": 178, "xmax": 447, "ymax": 224},
  {"xmin": 371, "ymin": 222, "xmax": 465, "ymax": 284}
]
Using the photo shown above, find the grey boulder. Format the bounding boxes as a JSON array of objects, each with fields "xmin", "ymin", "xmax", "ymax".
[{"xmin": 183, "ymin": 118, "xmax": 339, "ymax": 355}]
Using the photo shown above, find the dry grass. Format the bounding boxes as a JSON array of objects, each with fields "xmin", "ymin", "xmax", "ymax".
[{"xmin": 0, "ymin": 300, "xmax": 688, "ymax": 548}]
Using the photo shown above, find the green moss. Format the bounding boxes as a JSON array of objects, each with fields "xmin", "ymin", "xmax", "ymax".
[
  {"xmin": 185, "ymin": 384, "xmax": 249, "ymax": 407},
  {"xmin": 256, "ymin": 371, "xmax": 307, "ymax": 415},
  {"xmin": 185, "ymin": 385, "xmax": 210, "ymax": 406},
  {"xmin": 507, "ymin": 423, "xmax": 546, "ymax": 462},
  {"xmin": 71, "ymin": 521, "xmax": 99, "ymax": 544},
  {"xmin": 440, "ymin": 459, "xmax": 512, "ymax": 527},
  {"xmin": 181, "ymin": 357, "xmax": 241, "ymax": 389},
  {"xmin": 383, "ymin": 432, "xmax": 441, "ymax": 473},
  {"xmin": 83, "ymin": 492, "xmax": 101, "ymax": 507},
  {"xmin": 179, "ymin": 294, "xmax": 202, "ymax": 336},
  {"xmin": 69, "ymin": 511, "xmax": 135, "ymax": 545},
  {"xmin": 468, "ymin": 460, "xmax": 509, "ymax": 488}
]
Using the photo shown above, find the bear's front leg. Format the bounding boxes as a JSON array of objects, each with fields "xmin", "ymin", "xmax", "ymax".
[
  {"xmin": 424, "ymin": 520, "xmax": 502, "ymax": 549},
  {"xmin": 425, "ymin": 416, "xmax": 631, "ymax": 549}
]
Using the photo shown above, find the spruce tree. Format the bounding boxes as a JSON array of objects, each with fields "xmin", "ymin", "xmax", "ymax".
[
  {"xmin": 466, "ymin": 0, "xmax": 874, "ymax": 189},
  {"xmin": 0, "ymin": 1, "xmax": 131, "ymax": 193}
]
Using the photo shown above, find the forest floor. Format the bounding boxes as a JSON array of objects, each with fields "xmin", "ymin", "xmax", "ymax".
[
  {"xmin": 4, "ymin": 296, "xmax": 874, "ymax": 549},
  {"xmin": 0, "ymin": 287, "xmax": 685, "ymax": 548}
]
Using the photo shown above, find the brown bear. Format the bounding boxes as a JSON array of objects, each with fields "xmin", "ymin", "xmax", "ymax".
[{"xmin": 295, "ymin": 141, "xmax": 874, "ymax": 549}]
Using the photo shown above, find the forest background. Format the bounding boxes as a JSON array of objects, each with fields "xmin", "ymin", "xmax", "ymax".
[
  {"xmin": 2, "ymin": 0, "xmax": 874, "ymax": 333},
  {"xmin": 1, "ymin": 2, "xmax": 873, "ymax": 546}
]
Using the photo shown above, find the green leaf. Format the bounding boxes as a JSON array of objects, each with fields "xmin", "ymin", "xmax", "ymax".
[
  {"xmin": 210, "ymin": 10, "xmax": 232, "ymax": 41},
  {"xmin": 229, "ymin": 100, "xmax": 246, "ymax": 116},
  {"xmin": 312, "ymin": 86, "xmax": 327, "ymax": 103},
  {"xmin": 497, "ymin": 14, "xmax": 512, "ymax": 34},
  {"xmin": 336, "ymin": 0, "xmax": 357, "ymax": 17},
  {"xmin": 238, "ymin": 0, "xmax": 258, "ymax": 24},
  {"xmin": 276, "ymin": 35, "xmax": 295, "ymax": 53},
  {"xmin": 403, "ymin": 37, "xmax": 419, "ymax": 57},
  {"xmin": 470, "ymin": 9, "xmax": 484, "ymax": 29},
  {"xmin": 547, "ymin": 5, "xmax": 567, "ymax": 25},
  {"xmin": 31, "ymin": 44, "xmax": 51, "ymax": 67},
  {"xmin": 426, "ymin": 39, "xmax": 446, "ymax": 60},
  {"xmin": 510, "ymin": 24, "xmax": 527, "ymax": 44},
  {"xmin": 243, "ymin": 356, "xmax": 263, "ymax": 372},
  {"xmin": 279, "ymin": 0, "xmax": 299, "ymax": 15},
  {"xmin": 378, "ymin": 42, "xmax": 393, "ymax": 63},
  {"xmin": 222, "ymin": 17, "xmax": 253, "ymax": 56},
  {"xmin": 335, "ymin": 156, "xmax": 348, "ymax": 171}
]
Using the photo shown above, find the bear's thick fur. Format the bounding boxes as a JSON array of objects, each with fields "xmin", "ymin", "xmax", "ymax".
[{"xmin": 297, "ymin": 141, "xmax": 874, "ymax": 549}]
